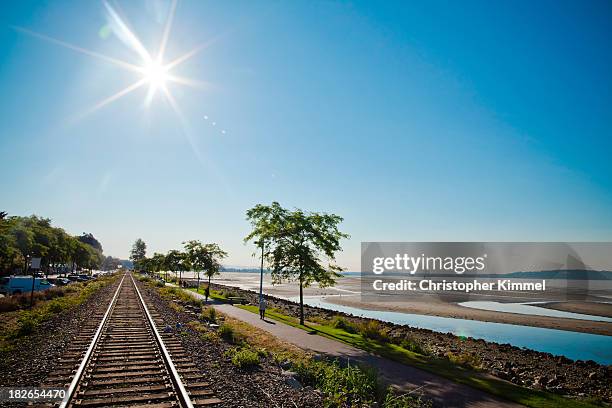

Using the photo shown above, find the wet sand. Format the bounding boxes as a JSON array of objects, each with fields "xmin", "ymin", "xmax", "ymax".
[
  {"xmin": 538, "ymin": 301, "xmax": 612, "ymax": 319},
  {"xmin": 326, "ymin": 296, "xmax": 612, "ymax": 336}
]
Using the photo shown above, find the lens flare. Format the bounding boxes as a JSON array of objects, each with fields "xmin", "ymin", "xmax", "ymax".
[{"xmin": 15, "ymin": 0, "xmax": 211, "ymax": 116}]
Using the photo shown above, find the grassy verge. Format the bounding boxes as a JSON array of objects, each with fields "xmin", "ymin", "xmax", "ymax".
[
  {"xmin": 0, "ymin": 273, "xmax": 119, "ymax": 352},
  {"xmin": 188, "ymin": 287, "xmax": 229, "ymax": 302},
  {"xmin": 211, "ymin": 309, "xmax": 430, "ymax": 407},
  {"xmin": 237, "ymin": 305, "xmax": 599, "ymax": 408}
]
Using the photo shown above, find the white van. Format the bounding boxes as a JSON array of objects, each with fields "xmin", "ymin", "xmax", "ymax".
[{"xmin": 0, "ymin": 276, "xmax": 54, "ymax": 295}]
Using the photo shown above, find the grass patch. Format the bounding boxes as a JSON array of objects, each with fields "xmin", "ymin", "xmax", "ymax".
[
  {"xmin": 225, "ymin": 346, "xmax": 260, "ymax": 369},
  {"xmin": 237, "ymin": 305, "xmax": 598, "ymax": 408},
  {"xmin": 135, "ymin": 274, "xmax": 164, "ymax": 287},
  {"xmin": 294, "ymin": 358, "xmax": 379, "ymax": 406},
  {"xmin": 218, "ymin": 323, "xmax": 244, "ymax": 344},
  {"xmin": 200, "ymin": 306, "xmax": 217, "ymax": 323},
  {"xmin": 158, "ymin": 286, "xmax": 202, "ymax": 308},
  {"xmin": 189, "ymin": 287, "xmax": 229, "ymax": 302}
]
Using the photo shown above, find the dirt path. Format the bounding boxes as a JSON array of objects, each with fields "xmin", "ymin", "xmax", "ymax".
[{"xmin": 184, "ymin": 289, "xmax": 523, "ymax": 408}]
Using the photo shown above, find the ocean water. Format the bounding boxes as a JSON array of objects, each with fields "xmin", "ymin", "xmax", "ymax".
[{"xmin": 289, "ymin": 296, "xmax": 612, "ymax": 365}]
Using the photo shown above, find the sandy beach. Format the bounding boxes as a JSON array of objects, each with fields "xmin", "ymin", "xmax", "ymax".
[{"xmin": 538, "ymin": 300, "xmax": 612, "ymax": 318}]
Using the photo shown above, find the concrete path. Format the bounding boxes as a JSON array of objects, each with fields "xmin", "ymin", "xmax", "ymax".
[{"xmin": 185, "ymin": 289, "xmax": 523, "ymax": 408}]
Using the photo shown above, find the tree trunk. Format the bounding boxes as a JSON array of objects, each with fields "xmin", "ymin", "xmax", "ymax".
[
  {"xmin": 197, "ymin": 271, "xmax": 200, "ymax": 291},
  {"xmin": 206, "ymin": 275, "xmax": 211, "ymax": 302}
]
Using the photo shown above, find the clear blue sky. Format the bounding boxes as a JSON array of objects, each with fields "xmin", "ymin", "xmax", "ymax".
[{"xmin": 1, "ymin": 0, "xmax": 611, "ymax": 270}]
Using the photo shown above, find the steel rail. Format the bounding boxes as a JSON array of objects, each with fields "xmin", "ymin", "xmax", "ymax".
[
  {"xmin": 59, "ymin": 273, "xmax": 127, "ymax": 408},
  {"xmin": 130, "ymin": 273, "xmax": 195, "ymax": 408}
]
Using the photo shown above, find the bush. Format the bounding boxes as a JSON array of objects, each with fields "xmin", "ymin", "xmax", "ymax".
[
  {"xmin": 201, "ymin": 307, "xmax": 217, "ymax": 323},
  {"xmin": 294, "ymin": 359, "xmax": 380, "ymax": 407},
  {"xmin": 226, "ymin": 347, "xmax": 260, "ymax": 369},
  {"xmin": 159, "ymin": 286, "xmax": 201, "ymax": 307},
  {"xmin": 0, "ymin": 285, "xmax": 69, "ymax": 313},
  {"xmin": 15, "ymin": 312, "xmax": 38, "ymax": 336},
  {"xmin": 399, "ymin": 337, "xmax": 425, "ymax": 355},
  {"xmin": 331, "ymin": 316, "xmax": 358, "ymax": 333},
  {"xmin": 0, "ymin": 296, "xmax": 20, "ymax": 313},
  {"xmin": 218, "ymin": 323, "xmax": 242, "ymax": 344},
  {"xmin": 358, "ymin": 320, "xmax": 389, "ymax": 342},
  {"xmin": 201, "ymin": 331, "xmax": 220, "ymax": 343},
  {"xmin": 445, "ymin": 351, "xmax": 482, "ymax": 370}
]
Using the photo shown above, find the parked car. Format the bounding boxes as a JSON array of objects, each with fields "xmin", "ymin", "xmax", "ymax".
[
  {"xmin": 0, "ymin": 276, "xmax": 54, "ymax": 295},
  {"xmin": 48, "ymin": 277, "xmax": 71, "ymax": 286},
  {"xmin": 65, "ymin": 275, "xmax": 81, "ymax": 282}
]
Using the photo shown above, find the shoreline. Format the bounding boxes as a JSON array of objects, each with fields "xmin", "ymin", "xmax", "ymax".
[
  {"xmin": 206, "ymin": 281, "xmax": 612, "ymax": 404},
  {"xmin": 326, "ymin": 296, "xmax": 612, "ymax": 336},
  {"xmin": 172, "ymin": 272, "xmax": 612, "ymax": 335}
]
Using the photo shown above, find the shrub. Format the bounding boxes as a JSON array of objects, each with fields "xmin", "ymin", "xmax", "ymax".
[
  {"xmin": 16, "ymin": 312, "xmax": 38, "ymax": 336},
  {"xmin": 331, "ymin": 316, "xmax": 358, "ymax": 333},
  {"xmin": 0, "ymin": 285, "xmax": 69, "ymax": 313},
  {"xmin": 47, "ymin": 298, "xmax": 66, "ymax": 313},
  {"xmin": 218, "ymin": 323, "xmax": 242, "ymax": 344},
  {"xmin": 187, "ymin": 320, "xmax": 206, "ymax": 333},
  {"xmin": 358, "ymin": 320, "xmax": 389, "ymax": 342},
  {"xmin": 201, "ymin": 307, "xmax": 217, "ymax": 323},
  {"xmin": 399, "ymin": 337, "xmax": 426, "ymax": 355},
  {"xmin": 445, "ymin": 351, "xmax": 482, "ymax": 370},
  {"xmin": 226, "ymin": 347, "xmax": 260, "ymax": 369},
  {"xmin": 0, "ymin": 296, "xmax": 20, "ymax": 313},
  {"xmin": 201, "ymin": 331, "xmax": 220, "ymax": 343},
  {"xmin": 294, "ymin": 359, "xmax": 380, "ymax": 407}
]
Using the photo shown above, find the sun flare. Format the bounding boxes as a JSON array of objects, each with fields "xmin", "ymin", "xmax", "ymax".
[
  {"xmin": 15, "ymin": 0, "xmax": 213, "ymax": 115},
  {"xmin": 141, "ymin": 60, "xmax": 169, "ymax": 88}
]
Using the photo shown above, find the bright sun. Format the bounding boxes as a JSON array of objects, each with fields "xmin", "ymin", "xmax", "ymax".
[
  {"xmin": 142, "ymin": 60, "xmax": 169, "ymax": 88},
  {"xmin": 16, "ymin": 0, "xmax": 210, "ymax": 114}
]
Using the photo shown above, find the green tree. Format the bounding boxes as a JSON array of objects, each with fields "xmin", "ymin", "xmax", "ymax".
[
  {"xmin": 130, "ymin": 238, "xmax": 147, "ymax": 270},
  {"xmin": 183, "ymin": 241, "xmax": 227, "ymax": 302},
  {"xmin": 183, "ymin": 240, "xmax": 207, "ymax": 290},
  {"xmin": 78, "ymin": 233, "xmax": 103, "ymax": 253},
  {"xmin": 164, "ymin": 249, "xmax": 184, "ymax": 284},
  {"xmin": 0, "ymin": 214, "xmax": 106, "ymax": 276},
  {"xmin": 150, "ymin": 252, "xmax": 167, "ymax": 279},
  {"xmin": 245, "ymin": 202, "xmax": 348, "ymax": 325}
]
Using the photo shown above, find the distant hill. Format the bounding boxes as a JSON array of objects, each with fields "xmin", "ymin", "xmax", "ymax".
[
  {"xmin": 119, "ymin": 259, "xmax": 133, "ymax": 269},
  {"xmin": 503, "ymin": 269, "xmax": 612, "ymax": 280},
  {"xmin": 374, "ymin": 269, "xmax": 612, "ymax": 280}
]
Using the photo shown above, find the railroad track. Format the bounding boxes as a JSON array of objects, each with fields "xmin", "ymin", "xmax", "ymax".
[{"xmin": 43, "ymin": 272, "xmax": 220, "ymax": 408}]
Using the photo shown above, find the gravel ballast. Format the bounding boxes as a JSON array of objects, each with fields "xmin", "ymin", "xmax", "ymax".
[{"xmin": 136, "ymin": 279, "xmax": 324, "ymax": 407}]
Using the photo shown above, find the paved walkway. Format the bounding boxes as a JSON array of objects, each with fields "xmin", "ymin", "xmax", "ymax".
[{"xmin": 184, "ymin": 289, "xmax": 523, "ymax": 408}]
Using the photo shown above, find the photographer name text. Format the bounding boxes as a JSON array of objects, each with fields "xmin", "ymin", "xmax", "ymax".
[{"xmin": 371, "ymin": 279, "xmax": 546, "ymax": 293}]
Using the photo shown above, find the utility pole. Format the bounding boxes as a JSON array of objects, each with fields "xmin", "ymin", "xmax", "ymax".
[
  {"xmin": 27, "ymin": 256, "xmax": 34, "ymax": 309},
  {"xmin": 259, "ymin": 240, "xmax": 265, "ymax": 302}
]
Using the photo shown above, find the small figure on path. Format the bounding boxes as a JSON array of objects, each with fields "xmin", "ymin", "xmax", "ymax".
[{"xmin": 259, "ymin": 296, "xmax": 267, "ymax": 320}]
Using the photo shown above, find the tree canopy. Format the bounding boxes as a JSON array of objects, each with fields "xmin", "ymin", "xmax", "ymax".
[
  {"xmin": 130, "ymin": 238, "xmax": 147, "ymax": 270},
  {"xmin": 245, "ymin": 202, "xmax": 348, "ymax": 324},
  {"xmin": 0, "ymin": 214, "xmax": 104, "ymax": 275}
]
